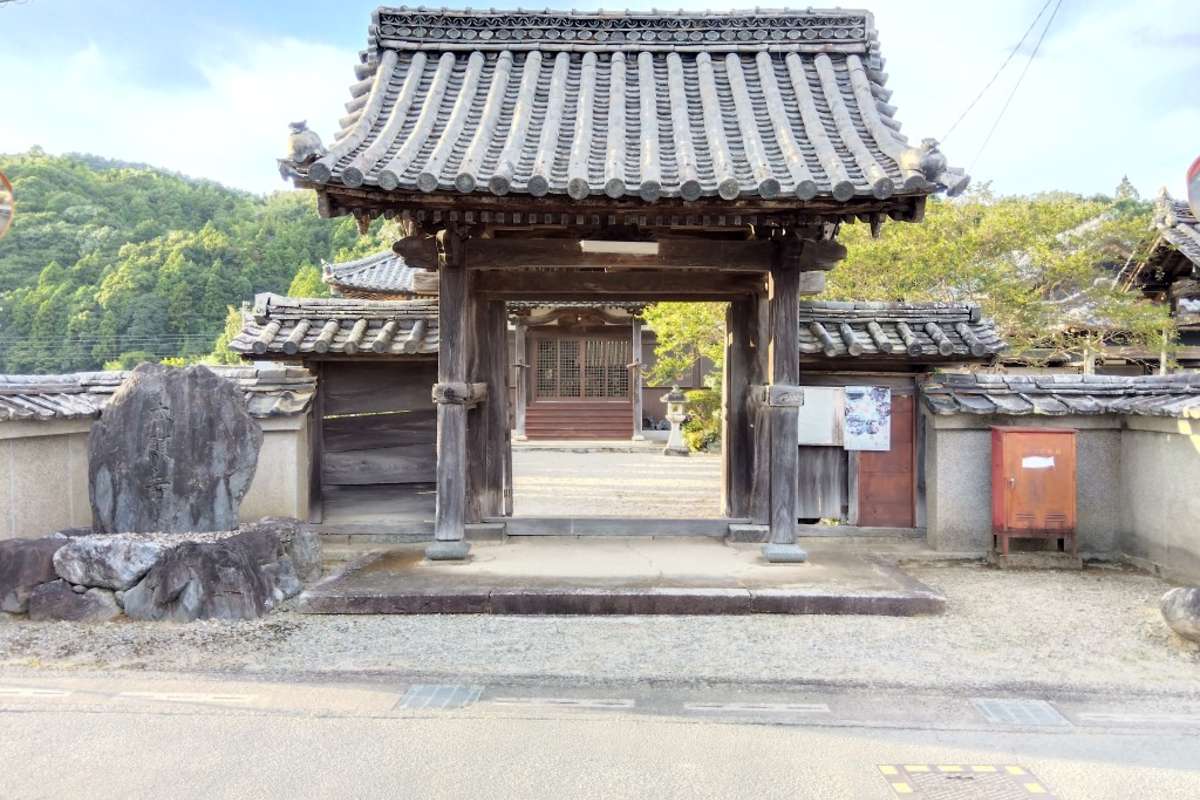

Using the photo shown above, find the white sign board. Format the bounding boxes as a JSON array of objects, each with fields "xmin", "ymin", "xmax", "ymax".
[
  {"xmin": 796, "ymin": 386, "xmax": 844, "ymax": 446},
  {"xmin": 843, "ymin": 386, "xmax": 891, "ymax": 451}
]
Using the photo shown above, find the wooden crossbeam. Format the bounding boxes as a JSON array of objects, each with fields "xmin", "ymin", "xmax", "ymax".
[{"xmin": 473, "ymin": 269, "xmax": 764, "ymax": 300}]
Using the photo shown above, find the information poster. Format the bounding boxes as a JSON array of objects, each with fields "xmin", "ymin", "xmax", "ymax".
[{"xmin": 843, "ymin": 386, "xmax": 891, "ymax": 451}]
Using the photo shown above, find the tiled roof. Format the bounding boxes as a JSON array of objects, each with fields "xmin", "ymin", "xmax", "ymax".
[
  {"xmin": 798, "ymin": 302, "xmax": 1004, "ymax": 361},
  {"xmin": 323, "ymin": 250, "xmax": 437, "ymax": 297},
  {"xmin": 1151, "ymin": 189, "xmax": 1200, "ymax": 268},
  {"xmin": 295, "ymin": 7, "xmax": 967, "ymax": 205},
  {"xmin": 231, "ymin": 293, "xmax": 439, "ymax": 357},
  {"xmin": 0, "ymin": 365, "xmax": 315, "ymax": 423},
  {"xmin": 922, "ymin": 373, "xmax": 1200, "ymax": 419}
]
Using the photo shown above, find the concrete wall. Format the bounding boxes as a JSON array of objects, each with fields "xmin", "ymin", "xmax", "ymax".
[
  {"xmin": 0, "ymin": 414, "xmax": 312, "ymax": 539},
  {"xmin": 925, "ymin": 411, "xmax": 1200, "ymax": 582},
  {"xmin": 1119, "ymin": 417, "xmax": 1200, "ymax": 583},
  {"xmin": 924, "ymin": 414, "xmax": 1123, "ymax": 555},
  {"xmin": 0, "ymin": 420, "xmax": 92, "ymax": 538},
  {"xmin": 240, "ymin": 415, "xmax": 312, "ymax": 522}
]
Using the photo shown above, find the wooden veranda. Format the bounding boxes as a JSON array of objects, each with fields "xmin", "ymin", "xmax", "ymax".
[{"xmin": 281, "ymin": 7, "xmax": 969, "ymax": 560}]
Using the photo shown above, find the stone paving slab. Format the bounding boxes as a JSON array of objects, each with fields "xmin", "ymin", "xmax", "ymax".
[{"xmin": 297, "ymin": 538, "xmax": 945, "ymax": 616}]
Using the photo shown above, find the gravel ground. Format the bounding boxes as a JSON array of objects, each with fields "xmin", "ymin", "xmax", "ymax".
[
  {"xmin": 2, "ymin": 563, "xmax": 1196, "ymax": 696},
  {"xmin": 512, "ymin": 450, "xmax": 723, "ymax": 517}
]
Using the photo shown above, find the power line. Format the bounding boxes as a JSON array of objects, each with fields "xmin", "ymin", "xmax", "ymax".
[
  {"xmin": 969, "ymin": 0, "xmax": 1065, "ymax": 172},
  {"xmin": 941, "ymin": 0, "xmax": 1056, "ymax": 144}
]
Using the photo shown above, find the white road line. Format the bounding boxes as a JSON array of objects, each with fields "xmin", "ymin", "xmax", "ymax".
[
  {"xmin": 683, "ymin": 702, "xmax": 831, "ymax": 714},
  {"xmin": 1077, "ymin": 712, "xmax": 1200, "ymax": 725},
  {"xmin": 490, "ymin": 697, "xmax": 636, "ymax": 709},
  {"xmin": 118, "ymin": 692, "xmax": 257, "ymax": 705},
  {"xmin": 0, "ymin": 687, "xmax": 71, "ymax": 698}
]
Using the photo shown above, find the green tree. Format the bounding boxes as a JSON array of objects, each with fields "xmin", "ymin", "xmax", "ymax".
[{"xmin": 286, "ymin": 264, "xmax": 329, "ymax": 297}]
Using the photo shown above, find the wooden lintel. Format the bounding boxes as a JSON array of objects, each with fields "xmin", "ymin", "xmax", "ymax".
[
  {"xmin": 473, "ymin": 269, "xmax": 764, "ymax": 299},
  {"xmin": 462, "ymin": 238, "xmax": 776, "ymax": 271}
]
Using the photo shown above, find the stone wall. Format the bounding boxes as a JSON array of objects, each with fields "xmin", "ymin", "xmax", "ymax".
[
  {"xmin": 0, "ymin": 416, "xmax": 311, "ymax": 539},
  {"xmin": 924, "ymin": 410, "xmax": 1200, "ymax": 582}
]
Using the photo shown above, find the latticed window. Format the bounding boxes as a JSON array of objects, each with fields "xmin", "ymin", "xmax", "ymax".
[{"xmin": 534, "ymin": 336, "xmax": 630, "ymax": 400}]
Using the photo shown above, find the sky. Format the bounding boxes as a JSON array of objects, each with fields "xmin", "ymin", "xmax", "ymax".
[{"xmin": 1, "ymin": 0, "xmax": 1197, "ymax": 199}]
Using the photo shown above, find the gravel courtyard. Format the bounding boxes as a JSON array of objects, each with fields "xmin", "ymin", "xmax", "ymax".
[
  {"xmin": 2, "ymin": 562, "xmax": 1197, "ymax": 697},
  {"xmin": 512, "ymin": 448, "xmax": 723, "ymax": 517}
]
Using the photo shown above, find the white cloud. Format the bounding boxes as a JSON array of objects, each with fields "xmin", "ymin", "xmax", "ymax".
[
  {"xmin": 1, "ymin": 2, "xmax": 1197, "ymax": 198},
  {"xmin": 1, "ymin": 35, "xmax": 356, "ymax": 193}
]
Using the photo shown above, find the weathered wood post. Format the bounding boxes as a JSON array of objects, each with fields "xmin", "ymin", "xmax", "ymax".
[
  {"xmin": 466, "ymin": 287, "xmax": 488, "ymax": 524},
  {"xmin": 484, "ymin": 299, "xmax": 509, "ymax": 517},
  {"xmin": 630, "ymin": 315, "xmax": 644, "ymax": 440},
  {"xmin": 723, "ymin": 299, "xmax": 756, "ymax": 519},
  {"xmin": 429, "ymin": 227, "xmax": 471, "ymax": 560},
  {"xmin": 513, "ymin": 319, "xmax": 528, "ymax": 441},
  {"xmin": 764, "ymin": 241, "xmax": 805, "ymax": 562},
  {"xmin": 762, "ymin": 237, "xmax": 844, "ymax": 562}
]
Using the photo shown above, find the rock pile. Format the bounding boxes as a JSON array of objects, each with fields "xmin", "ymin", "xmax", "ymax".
[{"xmin": 0, "ymin": 518, "xmax": 319, "ymax": 623}]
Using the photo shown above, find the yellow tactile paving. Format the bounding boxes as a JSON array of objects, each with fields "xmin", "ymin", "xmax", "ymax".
[{"xmin": 878, "ymin": 764, "xmax": 1056, "ymax": 798}]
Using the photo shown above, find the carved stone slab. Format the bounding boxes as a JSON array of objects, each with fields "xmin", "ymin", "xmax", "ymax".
[{"xmin": 88, "ymin": 364, "xmax": 263, "ymax": 534}]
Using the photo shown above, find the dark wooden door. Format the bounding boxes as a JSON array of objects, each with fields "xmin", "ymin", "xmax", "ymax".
[{"xmin": 856, "ymin": 393, "xmax": 915, "ymax": 528}]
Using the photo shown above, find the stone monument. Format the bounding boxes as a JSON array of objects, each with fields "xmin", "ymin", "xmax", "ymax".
[{"xmin": 88, "ymin": 363, "xmax": 263, "ymax": 533}]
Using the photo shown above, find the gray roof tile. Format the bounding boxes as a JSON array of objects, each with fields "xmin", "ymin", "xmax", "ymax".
[
  {"xmin": 1152, "ymin": 190, "xmax": 1200, "ymax": 268},
  {"xmin": 232, "ymin": 294, "xmax": 440, "ymax": 357},
  {"xmin": 922, "ymin": 372, "xmax": 1200, "ymax": 420},
  {"xmin": 797, "ymin": 301, "xmax": 1004, "ymax": 362},
  {"xmin": 0, "ymin": 366, "xmax": 315, "ymax": 422},
  {"xmin": 293, "ymin": 8, "xmax": 968, "ymax": 204}
]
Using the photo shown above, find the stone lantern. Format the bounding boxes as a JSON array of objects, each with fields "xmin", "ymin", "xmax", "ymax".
[{"xmin": 661, "ymin": 385, "xmax": 689, "ymax": 457}]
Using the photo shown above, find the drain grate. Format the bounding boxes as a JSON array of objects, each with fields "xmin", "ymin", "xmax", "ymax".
[
  {"xmin": 879, "ymin": 765, "xmax": 1055, "ymax": 798},
  {"xmin": 396, "ymin": 684, "xmax": 483, "ymax": 711},
  {"xmin": 972, "ymin": 698, "xmax": 1070, "ymax": 727}
]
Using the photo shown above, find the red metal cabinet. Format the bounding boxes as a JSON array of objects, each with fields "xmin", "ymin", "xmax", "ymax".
[{"xmin": 990, "ymin": 427, "xmax": 1077, "ymax": 555}]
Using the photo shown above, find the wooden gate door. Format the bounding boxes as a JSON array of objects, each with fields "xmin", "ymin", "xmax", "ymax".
[{"xmin": 856, "ymin": 393, "xmax": 915, "ymax": 528}]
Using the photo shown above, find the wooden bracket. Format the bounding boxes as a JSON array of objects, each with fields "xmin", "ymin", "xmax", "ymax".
[
  {"xmin": 751, "ymin": 384, "xmax": 805, "ymax": 407},
  {"xmin": 432, "ymin": 381, "xmax": 488, "ymax": 407}
]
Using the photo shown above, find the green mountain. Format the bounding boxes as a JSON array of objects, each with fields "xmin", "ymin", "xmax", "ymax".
[{"xmin": 0, "ymin": 149, "xmax": 362, "ymax": 372}]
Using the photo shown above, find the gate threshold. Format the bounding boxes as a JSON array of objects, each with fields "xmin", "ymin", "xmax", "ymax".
[{"xmin": 486, "ymin": 517, "xmax": 750, "ymax": 537}]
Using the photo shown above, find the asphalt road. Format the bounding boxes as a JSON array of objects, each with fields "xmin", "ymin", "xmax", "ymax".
[{"xmin": 1, "ymin": 671, "xmax": 1198, "ymax": 799}]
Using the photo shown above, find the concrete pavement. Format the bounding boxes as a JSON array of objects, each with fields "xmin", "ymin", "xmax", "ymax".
[{"xmin": 1, "ymin": 670, "xmax": 1198, "ymax": 799}]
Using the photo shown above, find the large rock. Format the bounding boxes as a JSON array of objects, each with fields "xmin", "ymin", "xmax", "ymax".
[
  {"xmin": 239, "ymin": 517, "xmax": 321, "ymax": 582},
  {"xmin": 0, "ymin": 537, "xmax": 67, "ymax": 613},
  {"xmin": 1161, "ymin": 587, "xmax": 1200, "ymax": 643},
  {"xmin": 53, "ymin": 535, "xmax": 166, "ymax": 590},
  {"xmin": 88, "ymin": 363, "xmax": 263, "ymax": 534},
  {"xmin": 27, "ymin": 580, "xmax": 122, "ymax": 623},
  {"xmin": 123, "ymin": 538, "xmax": 275, "ymax": 622}
]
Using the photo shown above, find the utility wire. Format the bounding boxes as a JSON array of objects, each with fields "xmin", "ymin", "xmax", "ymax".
[
  {"xmin": 969, "ymin": 0, "xmax": 1065, "ymax": 172},
  {"xmin": 941, "ymin": 0, "xmax": 1056, "ymax": 144}
]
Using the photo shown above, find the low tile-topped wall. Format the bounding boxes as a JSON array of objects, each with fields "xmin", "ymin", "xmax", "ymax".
[
  {"xmin": 0, "ymin": 416, "xmax": 312, "ymax": 539},
  {"xmin": 924, "ymin": 411, "xmax": 1200, "ymax": 583}
]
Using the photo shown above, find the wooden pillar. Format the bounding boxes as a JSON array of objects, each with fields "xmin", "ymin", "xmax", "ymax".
[
  {"xmin": 513, "ymin": 320, "xmax": 528, "ymax": 441},
  {"xmin": 484, "ymin": 300, "xmax": 509, "ymax": 517},
  {"xmin": 630, "ymin": 316, "xmax": 644, "ymax": 440},
  {"xmin": 764, "ymin": 244, "xmax": 805, "ymax": 562},
  {"xmin": 466, "ymin": 286, "xmax": 488, "ymax": 525},
  {"xmin": 723, "ymin": 299, "xmax": 756, "ymax": 519},
  {"xmin": 749, "ymin": 291, "xmax": 771, "ymax": 526},
  {"xmin": 429, "ymin": 228, "xmax": 471, "ymax": 560}
]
